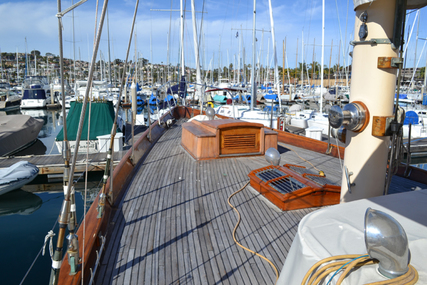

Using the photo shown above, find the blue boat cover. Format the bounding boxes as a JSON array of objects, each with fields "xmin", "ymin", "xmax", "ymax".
[
  {"xmin": 264, "ymin": 94, "xmax": 278, "ymax": 101},
  {"xmin": 22, "ymin": 89, "xmax": 47, "ymax": 100},
  {"xmin": 395, "ymin": 93, "xmax": 408, "ymax": 99},
  {"xmin": 403, "ymin": 111, "xmax": 419, "ymax": 125}
]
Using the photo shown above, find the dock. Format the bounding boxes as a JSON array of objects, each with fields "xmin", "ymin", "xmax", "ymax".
[
  {"xmin": 95, "ymin": 119, "xmax": 426, "ymax": 284},
  {"xmin": 0, "ymin": 151, "xmax": 128, "ymax": 175}
]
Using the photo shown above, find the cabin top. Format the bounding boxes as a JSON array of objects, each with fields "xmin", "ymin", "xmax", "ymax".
[
  {"xmin": 181, "ymin": 118, "xmax": 277, "ymax": 160},
  {"xmin": 195, "ymin": 118, "xmax": 264, "ymax": 130}
]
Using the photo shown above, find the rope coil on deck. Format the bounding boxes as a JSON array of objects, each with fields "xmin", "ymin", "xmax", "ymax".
[
  {"xmin": 228, "ymin": 181, "xmax": 279, "ymax": 284},
  {"xmin": 301, "ymin": 254, "xmax": 419, "ymax": 285}
]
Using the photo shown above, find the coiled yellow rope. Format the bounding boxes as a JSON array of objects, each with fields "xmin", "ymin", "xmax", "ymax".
[
  {"xmin": 227, "ymin": 181, "xmax": 279, "ymax": 284},
  {"xmin": 301, "ymin": 254, "xmax": 418, "ymax": 285}
]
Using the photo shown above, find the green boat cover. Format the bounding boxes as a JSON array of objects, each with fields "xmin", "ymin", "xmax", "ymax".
[{"xmin": 56, "ymin": 101, "xmax": 115, "ymax": 141}]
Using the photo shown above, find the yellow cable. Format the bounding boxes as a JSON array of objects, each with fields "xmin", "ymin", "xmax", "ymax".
[
  {"xmin": 335, "ymin": 256, "xmax": 372, "ymax": 284},
  {"xmin": 301, "ymin": 254, "xmax": 362, "ymax": 284},
  {"xmin": 228, "ymin": 181, "xmax": 279, "ymax": 284},
  {"xmin": 308, "ymin": 263, "xmax": 346, "ymax": 285},
  {"xmin": 280, "ymin": 144, "xmax": 324, "ymax": 176},
  {"xmin": 302, "ymin": 254, "xmax": 418, "ymax": 285}
]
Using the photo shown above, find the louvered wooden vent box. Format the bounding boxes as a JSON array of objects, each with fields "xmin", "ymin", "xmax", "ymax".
[{"xmin": 181, "ymin": 119, "xmax": 277, "ymax": 160}]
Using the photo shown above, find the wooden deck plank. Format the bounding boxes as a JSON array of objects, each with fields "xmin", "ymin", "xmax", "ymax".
[
  {"xmin": 218, "ymin": 158, "xmax": 255, "ymax": 284},
  {"xmin": 186, "ymin": 156, "xmax": 205, "ymax": 285},
  {"xmin": 205, "ymin": 159, "xmax": 232, "ymax": 285},
  {"xmin": 219, "ymin": 159, "xmax": 264, "ymax": 284}
]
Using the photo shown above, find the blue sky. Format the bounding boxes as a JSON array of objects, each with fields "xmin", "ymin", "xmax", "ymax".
[{"xmin": 1, "ymin": 0, "xmax": 426, "ymax": 70}]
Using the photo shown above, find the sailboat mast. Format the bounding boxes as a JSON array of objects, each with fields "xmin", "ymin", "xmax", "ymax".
[
  {"xmin": 328, "ymin": 39, "xmax": 333, "ymax": 88},
  {"xmin": 25, "ymin": 38, "xmax": 28, "ymax": 78},
  {"xmin": 282, "ymin": 39, "xmax": 285, "ymax": 95},
  {"xmin": 268, "ymin": 0, "xmax": 280, "ymax": 109},
  {"xmin": 0, "ymin": 48, "xmax": 2, "ymax": 79},
  {"xmin": 180, "ymin": 0, "xmax": 185, "ymax": 77},
  {"xmin": 71, "ymin": 0, "xmax": 76, "ymax": 83},
  {"xmin": 107, "ymin": 8, "xmax": 112, "ymax": 84},
  {"xmin": 191, "ymin": 0, "xmax": 202, "ymax": 100},
  {"xmin": 320, "ymin": 0, "xmax": 324, "ymax": 113},
  {"xmin": 335, "ymin": 0, "xmax": 404, "ymax": 201},
  {"xmin": 413, "ymin": 12, "xmax": 420, "ymax": 88},
  {"xmin": 250, "ymin": 0, "xmax": 256, "ymax": 111},
  {"xmin": 295, "ymin": 38, "xmax": 298, "ymax": 87},
  {"xmin": 16, "ymin": 48, "xmax": 19, "ymax": 83},
  {"xmin": 424, "ymin": 49, "xmax": 427, "ymax": 95},
  {"xmin": 218, "ymin": 35, "xmax": 221, "ymax": 80},
  {"xmin": 311, "ymin": 39, "xmax": 315, "ymax": 92},
  {"xmin": 301, "ymin": 32, "xmax": 304, "ymax": 87}
]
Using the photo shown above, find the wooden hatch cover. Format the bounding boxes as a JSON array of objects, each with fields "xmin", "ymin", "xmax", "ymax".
[{"xmin": 248, "ymin": 164, "xmax": 341, "ymax": 211}]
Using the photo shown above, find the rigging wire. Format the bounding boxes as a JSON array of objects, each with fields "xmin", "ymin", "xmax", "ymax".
[{"xmin": 81, "ymin": 1, "xmax": 100, "ymax": 281}]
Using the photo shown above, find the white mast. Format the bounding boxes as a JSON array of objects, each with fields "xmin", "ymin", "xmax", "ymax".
[
  {"xmin": 16, "ymin": 48, "xmax": 19, "ymax": 83},
  {"xmin": 218, "ymin": 35, "xmax": 221, "ymax": 80},
  {"xmin": 191, "ymin": 0, "xmax": 202, "ymax": 101},
  {"xmin": 301, "ymin": 32, "xmax": 304, "ymax": 87},
  {"xmin": 268, "ymin": 0, "xmax": 280, "ymax": 110},
  {"xmin": 180, "ymin": 0, "xmax": 185, "ymax": 77},
  {"xmin": 250, "ymin": 0, "xmax": 256, "ymax": 110},
  {"xmin": 320, "ymin": 0, "xmax": 325, "ymax": 113},
  {"xmin": 238, "ymin": 28, "xmax": 241, "ymax": 85},
  {"xmin": 266, "ymin": 41, "xmax": 269, "ymax": 84},
  {"xmin": 0, "ymin": 48, "xmax": 2, "ymax": 79}
]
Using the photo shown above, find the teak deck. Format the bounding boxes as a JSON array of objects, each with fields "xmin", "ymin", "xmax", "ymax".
[{"xmin": 95, "ymin": 118, "xmax": 426, "ymax": 285}]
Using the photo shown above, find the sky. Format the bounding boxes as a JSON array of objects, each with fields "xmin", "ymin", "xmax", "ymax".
[{"xmin": 1, "ymin": 0, "xmax": 427, "ymax": 70}]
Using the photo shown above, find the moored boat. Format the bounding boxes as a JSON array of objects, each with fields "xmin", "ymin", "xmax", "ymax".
[
  {"xmin": 0, "ymin": 114, "xmax": 44, "ymax": 156},
  {"xmin": 55, "ymin": 101, "xmax": 123, "ymax": 154},
  {"xmin": 0, "ymin": 161, "xmax": 39, "ymax": 196},
  {"xmin": 20, "ymin": 78, "xmax": 50, "ymax": 109},
  {"xmin": 0, "ymin": 88, "xmax": 21, "ymax": 111}
]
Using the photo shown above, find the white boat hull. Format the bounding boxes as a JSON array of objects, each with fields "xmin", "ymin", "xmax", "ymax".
[
  {"xmin": 20, "ymin": 99, "xmax": 48, "ymax": 109},
  {"xmin": 0, "ymin": 161, "xmax": 39, "ymax": 196},
  {"xmin": 55, "ymin": 140, "xmax": 99, "ymax": 154},
  {"xmin": 55, "ymin": 132, "xmax": 124, "ymax": 154}
]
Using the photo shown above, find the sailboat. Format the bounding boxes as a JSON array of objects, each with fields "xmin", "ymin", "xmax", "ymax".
[{"xmin": 46, "ymin": 1, "xmax": 427, "ymax": 285}]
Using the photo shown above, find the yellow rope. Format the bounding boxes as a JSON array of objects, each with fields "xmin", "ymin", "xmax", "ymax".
[
  {"xmin": 301, "ymin": 254, "xmax": 419, "ymax": 285},
  {"xmin": 227, "ymin": 181, "xmax": 279, "ymax": 284},
  {"xmin": 280, "ymin": 144, "xmax": 324, "ymax": 176}
]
